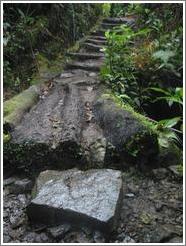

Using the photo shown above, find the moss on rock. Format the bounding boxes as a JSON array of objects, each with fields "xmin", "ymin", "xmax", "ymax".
[
  {"xmin": 101, "ymin": 93, "xmax": 157, "ymax": 133},
  {"xmin": 4, "ymin": 85, "xmax": 40, "ymax": 129}
]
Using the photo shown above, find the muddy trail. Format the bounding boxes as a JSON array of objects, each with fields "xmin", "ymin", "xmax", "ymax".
[{"xmin": 3, "ymin": 17, "xmax": 183, "ymax": 243}]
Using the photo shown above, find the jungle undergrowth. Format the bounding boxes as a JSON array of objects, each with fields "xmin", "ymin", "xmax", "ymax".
[{"xmin": 100, "ymin": 3, "xmax": 183, "ymax": 152}]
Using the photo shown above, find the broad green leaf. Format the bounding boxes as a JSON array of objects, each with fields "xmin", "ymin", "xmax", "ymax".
[
  {"xmin": 153, "ymin": 96, "xmax": 183, "ymax": 105},
  {"xmin": 119, "ymin": 94, "xmax": 131, "ymax": 100},
  {"xmin": 149, "ymin": 87, "xmax": 170, "ymax": 95},
  {"xmin": 158, "ymin": 117, "xmax": 181, "ymax": 128}
]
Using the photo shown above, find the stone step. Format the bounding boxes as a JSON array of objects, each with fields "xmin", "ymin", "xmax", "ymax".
[
  {"xmin": 66, "ymin": 59, "xmax": 103, "ymax": 71},
  {"xmin": 88, "ymin": 35, "xmax": 107, "ymax": 41},
  {"xmin": 83, "ymin": 42, "xmax": 104, "ymax": 52},
  {"xmin": 27, "ymin": 169, "xmax": 123, "ymax": 232},
  {"xmin": 59, "ymin": 69, "xmax": 98, "ymax": 79},
  {"xmin": 101, "ymin": 22, "xmax": 121, "ymax": 29},
  {"xmin": 67, "ymin": 52, "xmax": 104, "ymax": 60},
  {"xmin": 103, "ymin": 17, "xmax": 132, "ymax": 24},
  {"xmin": 103, "ymin": 17, "xmax": 136, "ymax": 27},
  {"xmin": 86, "ymin": 38, "xmax": 106, "ymax": 45}
]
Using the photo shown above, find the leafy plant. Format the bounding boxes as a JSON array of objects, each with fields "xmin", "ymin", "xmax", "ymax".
[
  {"xmin": 110, "ymin": 3, "xmax": 128, "ymax": 17},
  {"xmin": 101, "ymin": 24, "xmax": 151, "ymax": 111},
  {"xmin": 148, "ymin": 87, "xmax": 183, "ymax": 147},
  {"xmin": 156, "ymin": 117, "xmax": 181, "ymax": 129},
  {"xmin": 154, "ymin": 123, "xmax": 181, "ymax": 148},
  {"xmin": 101, "ymin": 3, "xmax": 183, "ymax": 151},
  {"xmin": 150, "ymin": 87, "xmax": 183, "ymax": 107}
]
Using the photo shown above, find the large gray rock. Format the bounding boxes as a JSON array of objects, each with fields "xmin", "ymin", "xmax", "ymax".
[
  {"xmin": 94, "ymin": 97, "xmax": 158, "ymax": 167},
  {"xmin": 27, "ymin": 169, "xmax": 123, "ymax": 232}
]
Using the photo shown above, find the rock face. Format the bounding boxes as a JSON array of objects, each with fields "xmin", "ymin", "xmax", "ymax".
[{"xmin": 27, "ymin": 169, "xmax": 123, "ymax": 232}]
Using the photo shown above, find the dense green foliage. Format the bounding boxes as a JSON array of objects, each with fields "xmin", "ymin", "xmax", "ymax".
[
  {"xmin": 3, "ymin": 3, "xmax": 103, "ymax": 96},
  {"xmin": 101, "ymin": 3, "xmax": 183, "ymax": 149}
]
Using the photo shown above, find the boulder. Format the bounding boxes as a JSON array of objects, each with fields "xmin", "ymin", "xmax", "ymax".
[
  {"xmin": 94, "ymin": 96, "xmax": 159, "ymax": 167},
  {"xmin": 27, "ymin": 169, "xmax": 123, "ymax": 232}
]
